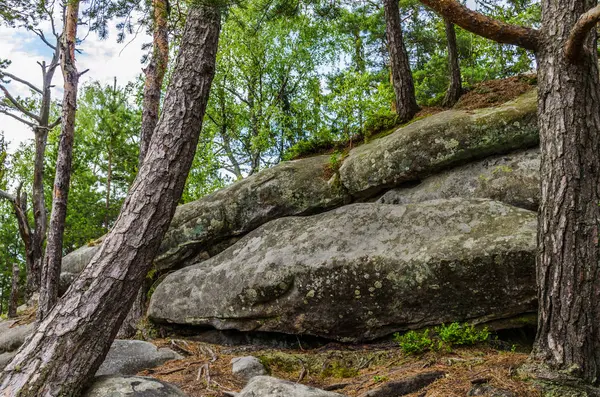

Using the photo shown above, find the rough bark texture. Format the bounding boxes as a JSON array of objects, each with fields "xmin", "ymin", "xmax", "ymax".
[
  {"xmin": 139, "ymin": 0, "xmax": 170, "ymax": 165},
  {"xmin": 532, "ymin": 0, "xmax": 600, "ymax": 384},
  {"xmin": 420, "ymin": 0, "xmax": 540, "ymax": 51},
  {"xmin": 565, "ymin": 4, "xmax": 600, "ymax": 61},
  {"xmin": 122, "ymin": 0, "xmax": 170, "ymax": 338},
  {"xmin": 0, "ymin": 4, "xmax": 221, "ymax": 395},
  {"xmin": 383, "ymin": 0, "xmax": 419, "ymax": 122},
  {"xmin": 37, "ymin": 0, "xmax": 80, "ymax": 321},
  {"xmin": 442, "ymin": 18, "xmax": 462, "ymax": 107},
  {"xmin": 420, "ymin": 0, "xmax": 600, "ymax": 385},
  {"xmin": 7, "ymin": 264, "xmax": 19, "ymax": 319},
  {"xmin": 116, "ymin": 283, "xmax": 146, "ymax": 339}
]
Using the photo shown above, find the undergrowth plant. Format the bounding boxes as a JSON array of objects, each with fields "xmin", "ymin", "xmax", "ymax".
[{"xmin": 394, "ymin": 322, "xmax": 490, "ymax": 355}]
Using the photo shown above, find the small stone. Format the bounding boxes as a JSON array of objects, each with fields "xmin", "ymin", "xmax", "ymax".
[
  {"xmin": 238, "ymin": 376, "xmax": 346, "ymax": 397},
  {"xmin": 85, "ymin": 375, "xmax": 188, "ymax": 396},
  {"xmin": 231, "ymin": 356, "xmax": 268, "ymax": 381}
]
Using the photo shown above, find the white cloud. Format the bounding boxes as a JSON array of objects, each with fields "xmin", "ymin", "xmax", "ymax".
[{"xmin": 0, "ymin": 10, "xmax": 149, "ymax": 152}]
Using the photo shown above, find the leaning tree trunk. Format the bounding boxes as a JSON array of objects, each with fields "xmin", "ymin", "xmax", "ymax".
[
  {"xmin": 383, "ymin": 0, "xmax": 419, "ymax": 123},
  {"xmin": 139, "ymin": 0, "xmax": 170, "ymax": 165},
  {"xmin": 120, "ymin": 0, "xmax": 171, "ymax": 339},
  {"xmin": 441, "ymin": 18, "xmax": 462, "ymax": 107},
  {"xmin": 532, "ymin": 0, "xmax": 600, "ymax": 383},
  {"xmin": 7, "ymin": 264, "xmax": 19, "ymax": 318},
  {"xmin": 0, "ymin": 5, "xmax": 221, "ymax": 395},
  {"xmin": 37, "ymin": 0, "xmax": 81, "ymax": 321}
]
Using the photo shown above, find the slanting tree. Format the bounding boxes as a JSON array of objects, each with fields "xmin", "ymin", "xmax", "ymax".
[
  {"xmin": 383, "ymin": 0, "xmax": 419, "ymax": 122},
  {"xmin": 138, "ymin": 0, "xmax": 170, "ymax": 165},
  {"xmin": 441, "ymin": 17, "xmax": 462, "ymax": 107},
  {"xmin": 0, "ymin": 3, "xmax": 222, "ymax": 395},
  {"xmin": 120, "ymin": 0, "xmax": 171, "ymax": 338},
  {"xmin": 7, "ymin": 263, "xmax": 19, "ymax": 318},
  {"xmin": 421, "ymin": 0, "xmax": 600, "ymax": 384},
  {"xmin": 38, "ymin": 0, "xmax": 82, "ymax": 320},
  {"xmin": 0, "ymin": 5, "xmax": 61, "ymax": 296}
]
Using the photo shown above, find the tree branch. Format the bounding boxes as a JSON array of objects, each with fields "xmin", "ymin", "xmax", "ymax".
[
  {"xmin": 33, "ymin": 29, "xmax": 57, "ymax": 51},
  {"xmin": 48, "ymin": 117, "xmax": 61, "ymax": 130},
  {"xmin": 0, "ymin": 109, "xmax": 37, "ymax": 128},
  {"xmin": 565, "ymin": 5, "xmax": 600, "ymax": 61},
  {"xmin": 419, "ymin": 0, "xmax": 540, "ymax": 51},
  {"xmin": 0, "ymin": 85, "xmax": 41, "ymax": 122},
  {"xmin": 0, "ymin": 72, "xmax": 43, "ymax": 94},
  {"xmin": 0, "ymin": 189, "xmax": 16, "ymax": 203}
]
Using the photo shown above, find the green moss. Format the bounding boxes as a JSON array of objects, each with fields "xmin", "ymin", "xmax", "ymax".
[{"xmin": 321, "ymin": 361, "xmax": 359, "ymax": 378}]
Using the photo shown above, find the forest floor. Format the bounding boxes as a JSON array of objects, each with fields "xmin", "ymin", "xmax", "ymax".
[
  {"xmin": 144, "ymin": 335, "xmax": 543, "ymax": 397},
  {"xmin": 455, "ymin": 75, "xmax": 537, "ymax": 110}
]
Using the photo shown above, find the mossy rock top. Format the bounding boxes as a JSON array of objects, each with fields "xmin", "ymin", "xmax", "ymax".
[{"xmin": 339, "ymin": 90, "xmax": 538, "ymax": 198}]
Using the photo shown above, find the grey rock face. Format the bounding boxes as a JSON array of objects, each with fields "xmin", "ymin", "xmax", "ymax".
[
  {"xmin": 377, "ymin": 149, "xmax": 540, "ymax": 211},
  {"xmin": 62, "ymin": 155, "xmax": 348, "ymax": 276},
  {"xmin": 85, "ymin": 376, "xmax": 188, "ymax": 397},
  {"xmin": 340, "ymin": 90, "xmax": 538, "ymax": 198},
  {"xmin": 96, "ymin": 340, "xmax": 182, "ymax": 376},
  {"xmin": 0, "ymin": 351, "xmax": 16, "ymax": 371},
  {"xmin": 238, "ymin": 376, "xmax": 346, "ymax": 397},
  {"xmin": 149, "ymin": 199, "xmax": 537, "ymax": 342},
  {"xmin": 0, "ymin": 321, "xmax": 34, "ymax": 354},
  {"xmin": 231, "ymin": 356, "xmax": 268, "ymax": 381}
]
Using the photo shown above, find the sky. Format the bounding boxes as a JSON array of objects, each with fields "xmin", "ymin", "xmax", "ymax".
[{"xmin": 0, "ymin": 10, "xmax": 150, "ymax": 151}]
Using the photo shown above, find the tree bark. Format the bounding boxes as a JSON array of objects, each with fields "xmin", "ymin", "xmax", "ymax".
[
  {"xmin": 441, "ymin": 18, "xmax": 462, "ymax": 107},
  {"xmin": 139, "ymin": 0, "xmax": 170, "ymax": 165},
  {"xmin": 120, "ymin": 0, "xmax": 170, "ymax": 337},
  {"xmin": 418, "ymin": 0, "xmax": 600, "ymax": 386},
  {"xmin": 383, "ymin": 0, "xmax": 419, "ymax": 123},
  {"xmin": 0, "ymin": 4, "xmax": 221, "ymax": 395},
  {"xmin": 38, "ymin": 0, "xmax": 80, "ymax": 321},
  {"xmin": 532, "ymin": 0, "xmax": 600, "ymax": 384},
  {"xmin": 419, "ymin": 0, "xmax": 540, "ymax": 50},
  {"xmin": 7, "ymin": 264, "xmax": 19, "ymax": 318},
  {"xmin": 116, "ymin": 285, "xmax": 146, "ymax": 339}
]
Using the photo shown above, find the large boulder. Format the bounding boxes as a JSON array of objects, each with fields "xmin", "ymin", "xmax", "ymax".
[
  {"xmin": 377, "ymin": 149, "xmax": 540, "ymax": 210},
  {"xmin": 0, "ymin": 321, "xmax": 34, "ymax": 354},
  {"xmin": 85, "ymin": 376, "xmax": 188, "ymax": 397},
  {"xmin": 96, "ymin": 340, "xmax": 182, "ymax": 376},
  {"xmin": 238, "ymin": 376, "xmax": 346, "ymax": 397},
  {"xmin": 0, "ymin": 335, "xmax": 180, "ymax": 374},
  {"xmin": 339, "ymin": 90, "xmax": 538, "ymax": 198},
  {"xmin": 149, "ymin": 199, "xmax": 537, "ymax": 342},
  {"xmin": 62, "ymin": 155, "xmax": 348, "ymax": 276}
]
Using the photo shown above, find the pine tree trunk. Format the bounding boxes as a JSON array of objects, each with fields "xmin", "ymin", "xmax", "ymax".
[
  {"xmin": 532, "ymin": 0, "xmax": 600, "ymax": 384},
  {"xmin": 121, "ymin": 0, "xmax": 170, "ymax": 337},
  {"xmin": 37, "ymin": 0, "xmax": 81, "ymax": 321},
  {"xmin": 139, "ymin": 0, "xmax": 170, "ymax": 165},
  {"xmin": 0, "ymin": 5, "xmax": 221, "ymax": 395},
  {"xmin": 116, "ymin": 285, "xmax": 146, "ymax": 339},
  {"xmin": 383, "ymin": 0, "xmax": 419, "ymax": 122},
  {"xmin": 7, "ymin": 264, "xmax": 19, "ymax": 319},
  {"xmin": 442, "ymin": 18, "xmax": 462, "ymax": 107}
]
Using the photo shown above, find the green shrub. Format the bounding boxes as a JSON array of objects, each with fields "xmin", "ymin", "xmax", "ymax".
[
  {"xmin": 394, "ymin": 323, "xmax": 490, "ymax": 355},
  {"xmin": 435, "ymin": 322, "xmax": 490, "ymax": 346},
  {"xmin": 283, "ymin": 137, "xmax": 336, "ymax": 160},
  {"xmin": 393, "ymin": 329, "xmax": 433, "ymax": 354}
]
